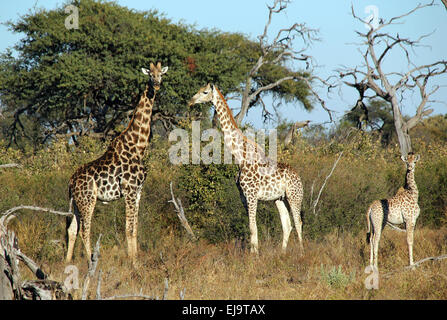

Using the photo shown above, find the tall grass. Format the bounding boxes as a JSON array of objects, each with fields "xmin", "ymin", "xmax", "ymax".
[{"xmin": 1, "ymin": 132, "xmax": 447, "ymax": 299}]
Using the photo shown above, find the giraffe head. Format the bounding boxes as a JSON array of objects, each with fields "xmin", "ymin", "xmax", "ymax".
[
  {"xmin": 188, "ymin": 83, "xmax": 214, "ymax": 107},
  {"xmin": 141, "ymin": 62, "xmax": 168, "ymax": 91},
  {"xmin": 401, "ymin": 153, "xmax": 420, "ymax": 171}
]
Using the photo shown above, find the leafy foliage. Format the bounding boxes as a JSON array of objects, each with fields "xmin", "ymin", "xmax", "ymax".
[{"xmin": 0, "ymin": 0, "xmax": 313, "ymax": 148}]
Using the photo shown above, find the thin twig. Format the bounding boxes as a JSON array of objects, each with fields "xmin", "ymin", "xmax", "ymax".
[{"xmin": 312, "ymin": 151, "xmax": 343, "ymax": 215}]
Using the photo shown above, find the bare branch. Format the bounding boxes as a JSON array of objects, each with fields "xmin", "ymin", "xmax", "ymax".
[
  {"xmin": 168, "ymin": 182, "xmax": 197, "ymax": 241},
  {"xmin": 235, "ymin": 0, "xmax": 323, "ymax": 125},
  {"xmin": 1, "ymin": 205, "xmax": 73, "ymax": 229},
  {"xmin": 383, "ymin": 253, "xmax": 447, "ymax": 278},
  {"xmin": 81, "ymin": 234, "xmax": 102, "ymax": 300},
  {"xmin": 0, "ymin": 163, "xmax": 22, "ymax": 169},
  {"xmin": 312, "ymin": 151, "xmax": 343, "ymax": 215}
]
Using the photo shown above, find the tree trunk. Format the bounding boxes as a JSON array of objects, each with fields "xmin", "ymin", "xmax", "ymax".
[
  {"xmin": 390, "ymin": 98, "xmax": 412, "ymax": 156},
  {"xmin": 0, "ymin": 256, "xmax": 14, "ymax": 300},
  {"xmin": 235, "ymin": 77, "xmax": 253, "ymax": 126}
]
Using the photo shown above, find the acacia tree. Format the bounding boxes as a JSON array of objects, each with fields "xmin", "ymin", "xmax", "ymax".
[
  {"xmin": 233, "ymin": 0, "xmax": 333, "ymax": 126},
  {"xmin": 339, "ymin": 2, "xmax": 447, "ymax": 156},
  {"xmin": 0, "ymin": 0, "xmax": 319, "ymax": 149}
]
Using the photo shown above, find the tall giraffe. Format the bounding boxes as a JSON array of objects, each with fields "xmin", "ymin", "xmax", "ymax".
[
  {"xmin": 188, "ymin": 83, "xmax": 304, "ymax": 254},
  {"xmin": 366, "ymin": 153, "xmax": 421, "ymax": 269},
  {"xmin": 66, "ymin": 62, "xmax": 168, "ymax": 265}
]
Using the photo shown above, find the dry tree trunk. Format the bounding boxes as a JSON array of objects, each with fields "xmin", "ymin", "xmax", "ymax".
[{"xmin": 0, "ymin": 206, "xmax": 73, "ymax": 300}]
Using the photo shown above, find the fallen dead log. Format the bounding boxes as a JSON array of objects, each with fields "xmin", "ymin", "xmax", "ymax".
[
  {"xmin": 0, "ymin": 205, "xmax": 73, "ymax": 300},
  {"xmin": 382, "ymin": 254, "xmax": 447, "ymax": 278}
]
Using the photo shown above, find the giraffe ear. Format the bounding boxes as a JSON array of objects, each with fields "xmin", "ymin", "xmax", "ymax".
[
  {"xmin": 415, "ymin": 154, "xmax": 420, "ymax": 162},
  {"xmin": 401, "ymin": 155, "xmax": 407, "ymax": 162},
  {"xmin": 161, "ymin": 66, "xmax": 168, "ymax": 74},
  {"xmin": 141, "ymin": 68, "xmax": 150, "ymax": 75}
]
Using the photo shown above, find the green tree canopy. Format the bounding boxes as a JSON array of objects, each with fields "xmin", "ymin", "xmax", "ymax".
[
  {"xmin": 341, "ymin": 99, "xmax": 395, "ymax": 146},
  {"xmin": 0, "ymin": 0, "xmax": 313, "ymax": 148}
]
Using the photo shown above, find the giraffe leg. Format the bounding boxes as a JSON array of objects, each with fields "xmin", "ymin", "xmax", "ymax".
[
  {"xmin": 125, "ymin": 191, "xmax": 140, "ymax": 264},
  {"xmin": 372, "ymin": 226, "xmax": 382, "ymax": 269},
  {"xmin": 247, "ymin": 198, "xmax": 259, "ymax": 254},
  {"xmin": 77, "ymin": 195, "xmax": 96, "ymax": 266},
  {"xmin": 66, "ymin": 200, "xmax": 80, "ymax": 263},
  {"xmin": 406, "ymin": 222, "xmax": 415, "ymax": 267},
  {"xmin": 286, "ymin": 187, "xmax": 304, "ymax": 253},
  {"xmin": 275, "ymin": 200, "xmax": 292, "ymax": 253}
]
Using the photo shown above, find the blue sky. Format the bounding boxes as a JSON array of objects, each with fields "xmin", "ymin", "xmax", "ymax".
[{"xmin": 1, "ymin": 0, "xmax": 446, "ymax": 129}]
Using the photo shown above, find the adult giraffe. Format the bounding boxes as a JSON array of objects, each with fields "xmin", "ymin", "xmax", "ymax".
[
  {"xmin": 188, "ymin": 83, "xmax": 304, "ymax": 254},
  {"xmin": 66, "ymin": 62, "xmax": 168, "ymax": 265}
]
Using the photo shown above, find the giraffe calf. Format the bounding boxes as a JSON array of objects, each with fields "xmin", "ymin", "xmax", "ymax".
[{"xmin": 366, "ymin": 153, "xmax": 420, "ymax": 269}]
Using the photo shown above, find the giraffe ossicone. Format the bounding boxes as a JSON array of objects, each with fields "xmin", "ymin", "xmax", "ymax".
[
  {"xmin": 366, "ymin": 153, "xmax": 421, "ymax": 269},
  {"xmin": 66, "ymin": 62, "xmax": 168, "ymax": 266},
  {"xmin": 188, "ymin": 83, "xmax": 304, "ymax": 254}
]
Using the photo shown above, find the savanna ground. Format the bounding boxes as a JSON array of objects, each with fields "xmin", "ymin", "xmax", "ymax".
[{"xmin": 1, "ymin": 127, "xmax": 447, "ymax": 300}]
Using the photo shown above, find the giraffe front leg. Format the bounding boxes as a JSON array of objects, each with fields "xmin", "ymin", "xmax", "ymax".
[
  {"xmin": 125, "ymin": 192, "xmax": 140, "ymax": 264},
  {"xmin": 406, "ymin": 222, "xmax": 415, "ymax": 267},
  {"xmin": 247, "ymin": 198, "xmax": 259, "ymax": 254}
]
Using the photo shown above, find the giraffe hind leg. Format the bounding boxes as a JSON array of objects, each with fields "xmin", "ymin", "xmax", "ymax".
[
  {"xmin": 286, "ymin": 185, "xmax": 304, "ymax": 253},
  {"xmin": 76, "ymin": 193, "xmax": 97, "ymax": 266},
  {"xmin": 66, "ymin": 197, "xmax": 79, "ymax": 263},
  {"xmin": 275, "ymin": 200, "xmax": 292, "ymax": 253}
]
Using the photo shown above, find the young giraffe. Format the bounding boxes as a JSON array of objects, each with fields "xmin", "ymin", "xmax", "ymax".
[
  {"xmin": 66, "ymin": 62, "xmax": 168, "ymax": 265},
  {"xmin": 188, "ymin": 83, "xmax": 304, "ymax": 254},
  {"xmin": 366, "ymin": 153, "xmax": 421, "ymax": 269}
]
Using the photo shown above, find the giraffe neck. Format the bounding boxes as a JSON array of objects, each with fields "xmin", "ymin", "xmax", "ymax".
[
  {"xmin": 212, "ymin": 86, "xmax": 265, "ymax": 165},
  {"xmin": 120, "ymin": 84, "xmax": 156, "ymax": 158},
  {"xmin": 404, "ymin": 168, "xmax": 418, "ymax": 199}
]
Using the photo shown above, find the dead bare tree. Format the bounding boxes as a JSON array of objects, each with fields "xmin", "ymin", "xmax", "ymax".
[
  {"xmin": 339, "ymin": 1, "xmax": 447, "ymax": 156},
  {"xmin": 0, "ymin": 206, "xmax": 73, "ymax": 300},
  {"xmin": 234, "ymin": 0, "xmax": 334, "ymax": 126}
]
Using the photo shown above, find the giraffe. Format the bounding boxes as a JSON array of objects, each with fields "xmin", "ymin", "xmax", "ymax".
[
  {"xmin": 66, "ymin": 62, "xmax": 168, "ymax": 265},
  {"xmin": 366, "ymin": 153, "xmax": 421, "ymax": 269},
  {"xmin": 188, "ymin": 83, "xmax": 304, "ymax": 254}
]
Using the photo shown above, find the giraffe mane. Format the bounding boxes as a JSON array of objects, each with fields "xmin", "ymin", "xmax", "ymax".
[{"xmin": 214, "ymin": 86, "xmax": 267, "ymax": 156}]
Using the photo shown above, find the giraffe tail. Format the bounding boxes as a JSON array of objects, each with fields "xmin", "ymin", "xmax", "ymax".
[
  {"xmin": 66, "ymin": 188, "xmax": 73, "ymax": 244},
  {"xmin": 366, "ymin": 204, "xmax": 373, "ymax": 244}
]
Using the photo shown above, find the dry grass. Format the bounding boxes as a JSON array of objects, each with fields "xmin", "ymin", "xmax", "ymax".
[{"xmin": 15, "ymin": 225, "xmax": 447, "ymax": 300}]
